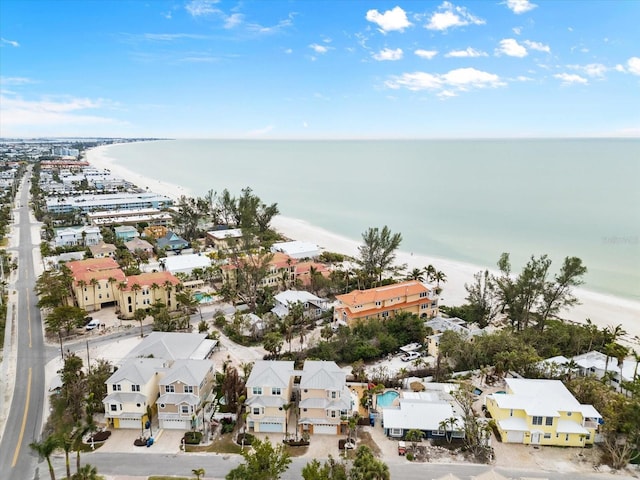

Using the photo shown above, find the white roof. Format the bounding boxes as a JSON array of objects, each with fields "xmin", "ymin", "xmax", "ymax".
[
  {"xmin": 556, "ymin": 419, "xmax": 589, "ymax": 435},
  {"xmin": 246, "ymin": 361, "xmax": 295, "ymax": 389},
  {"xmin": 275, "ymin": 290, "xmax": 324, "ymax": 306},
  {"xmin": 497, "ymin": 416, "xmax": 529, "ymax": 431},
  {"xmin": 124, "ymin": 332, "xmax": 210, "ymax": 362},
  {"xmin": 271, "ymin": 240, "xmax": 320, "ymax": 258},
  {"xmin": 382, "ymin": 399, "xmax": 460, "ymax": 431},
  {"xmin": 163, "ymin": 253, "xmax": 212, "ymax": 273},
  {"xmin": 573, "ymin": 350, "xmax": 636, "ymax": 381},
  {"xmin": 208, "ymin": 228, "xmax": 243, "ymax": 239},
  {"xmin": 106, "ymin": 358, "xmax": 167, "ymax": 385},
  {"xmin": 160, "ymin": 359, "xmax": 213, "ymax": 386},
  {"xmin": 300, "ymin": 361, "xmax": 345, "ymax": 391}
]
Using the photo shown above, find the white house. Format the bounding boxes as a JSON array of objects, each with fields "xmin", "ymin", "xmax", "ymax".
[
  {"xmin": 271, "ymin": 240, "xmax": 320, "ymax": 260},
  {"xmin": 161, "ymin": 253, "xmax": 212, "ymax": 276},
  {"xmin": 272, "ymin": 290, "xmax": 329, "ymax": 319},
  {"xmin": 573, "ymin": 350, "xmax": 638, "ymax": 392},
  {"xmin": 54, "ymin": 226, "xmax": 102, "ymax": 247}
]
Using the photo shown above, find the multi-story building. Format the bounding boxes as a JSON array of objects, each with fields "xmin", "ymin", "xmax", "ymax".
[
  {"xmin": 45, "ymin": 192, "xmax": 173, "ymax": 214},
  {"xmin": 485, "ymin": 378, "xmax": 602, "ymax": 446},
  {"xmin": 67, "ymin": 258, "xmax": 126, "ymax": 312},
  {"xmin": 333, "ymin": 280, "xmax": 438, "ymax": 327},
  {"xmin": 245, "ymin": 361, "xmax": 296, "ymax": 434},
  {"xmin": 118, "ymin": 271, "xmax": 181, "ymax": 318}
]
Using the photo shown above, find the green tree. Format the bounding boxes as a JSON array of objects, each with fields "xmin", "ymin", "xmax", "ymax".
[
  {"xmin": 464, "ymin": 270, "xmax": 498, "ymax": 328},
  {"xmin": 45, "ymin": 305, "xmax": 87, "ymax": 336},
  {"xmin": 30, "ymin": 434, "xmax": 60, "ymax": 480},
  {"xmin": 405, "ymin": 429, "xmax": 423, "ymax": 451},
  {"xmin": 225, "ymin": 437, "xmax": 291, "ymax": 480},
  {"xmin": 357, "ymin": 226, "xmax": 403, "ymax": 287},
  {"xmin": 349, "ymin": 445, "xmax": 390, "ymax": 480},
  {"xmin": 133, "ymin": 307, "xmax": 148, "ymax": 338},
  {"xmin": 70, "ymin": 464, "xmax": 103, "ymax": 480},
  {"xmin": 302, "ymin": 456, "xmax": 347, "ymax": 480},
  {"xmin": 192, "ymin": 468, "xmax": 205, "ymax": 480},
  {"xmin": 263, "ymin": 331, "xmax": 284, "ymax": 359}
]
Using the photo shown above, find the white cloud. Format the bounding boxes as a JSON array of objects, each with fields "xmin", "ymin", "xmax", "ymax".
[
  {"xmin": 143, "ymin": 33, "xmax": 208, "ymax": 41},
  {"xmin": 0, "ymin": 76, "xmax": 35, "ymax": 86},
  {"xmin": 1, "ymin": 38, "xmax": 20, "ymax": 47},
  {"xmin": 185, "ymin": 0, "xmax": 219, "ymax": 17},
  {"xmin": 513, "ymin": 27, "xmax": 522, "ymax": 35},
  {"xmin": 247, "ymin": 14, "xmax": 295, "ymax": 35},
  {"xmin": 224, "ymin": 13, "xmax": 244, "ymax": 29},
  {"xmin": 426, "ymin": 2, "xmax": 485, "ymax": 32},
  {"xmin": 496, "ymin": 38, "xmax": 528, "ymax": 57},
  {"xmin": 385, "ymin": 67, "xmax": 504, "ymax": 94},
  {"xmin": 628, "ymin": 57, "xmax": 640, "ymax": 75},
  {"xmin": 373, "ymin": 48, "xmax": 403, "ymax": 61},
  {"xmin": 504, "ymin": 0, "xmax": 537, "ymax": 14},
  {"xmin": 554, "ymin": 73, "xmax": 588, "ymax": 85},
  {"xmin": 284, "ymin": 48, "xmax": 293, "ymax": 54},
  {"xmin": 569, "ymin": 63, "xmax": 607, "ymax": 77},
  {"xmin": 523, "ymin": 40, "xmax": 550, "ymax": 53},
  {"xmin": 309, "ymin": 43, "xmax": 330, "ymax": 54},
  {"xmin": 445, "ymin": 47, "xmax": 487, "ymax": 58},
  {"xmin": 365, "ymin": 6, "xmax": 412, "ymax": 33},
  {"xmin": 415, "ymin": 49, "xmax": 438, "ymax": 59}
]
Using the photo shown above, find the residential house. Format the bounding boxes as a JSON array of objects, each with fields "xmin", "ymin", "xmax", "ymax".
[
  {"xmin": 294, "ymin": 261, "xmax": 331, "ymax": 289},
  {"xmin": 381, "ymin": 386, "xmax": 465, "ymax": 440},
  {"xmin": 298, "ymin": 361, "xmax": 353, "ymax": 435},
  {"xmin": 54, "ymin": 226, "xmax": 102, "ymax": 247},
  {"xmin": 425, "ymin": 316, "xmax": 485, "ymax": 357},
  {"xmin": 206, "ymin": 228, "xmax": 244, "ymax": 251},
  {"xmin": 124, "ymin": 332, "xmax": 217, "ymax": 362},
  {"xmin": 88, "ymin": 241, "xmax": 117, "ymax": 259},
  {"xmin": 245, "ymin": 361, "xmax": 296, "ymax": 433},
  {"xmin": 157, "ymin": 359, "xmax": 216, "ymax": 430},
  {"xmin": 271, "ymin": 290, "xmax": 329, "ymax": 320},
  {"xmin": 103, "ymin": 357, "xmax": 168, "ymax": 429},
  {"xmin": 124, "ymin": 237, "xmax": 155, "ymax": 257},
  {"xmin": 117, "ymin": 271, "xmax": 181, "ymax": 318},
  {"xmin": 157, "ymin": 231, "xmax": 189, "ymax": 252},
  {"xmin": 161, "ymin": 253, "xmax": 212, "ymax": 276},
  {"xmin": 333, "ymin": 280, "xmax": 439, "ymax": 327},
  {"xmin": 221, "ymin": 252, "xmax": 297, "ymax": 291},
  {"xmin": 485, "ymin": 378, "xmax": 602, "ymax": 446},
  {"xmin": 573, "ymin": 350, "xmax": 638, "ymax": 394},
  {"xmin": 271, "ymin": 240, "xmax": 320, "ymax": 259},
  {"xmin": 114, "ymin": 225, "xmax": 140, "ymax": 242},
  {"xmin": 66, "ymin": 257, "xmax": 126, "ymax": 312},
  {"xmin": 142, "ymin": 225, "xmax": 168, "ymax": 240}
]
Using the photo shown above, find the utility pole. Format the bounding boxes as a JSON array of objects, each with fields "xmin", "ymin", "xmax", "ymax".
[{"xmin": 86, "ymin": 340, "xmax": 91, "ymax": 372}]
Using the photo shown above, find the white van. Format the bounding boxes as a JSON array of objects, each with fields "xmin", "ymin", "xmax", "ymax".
[{"xmin": 85, "ymin": 319, "xmax": 101, "ymax": 331}]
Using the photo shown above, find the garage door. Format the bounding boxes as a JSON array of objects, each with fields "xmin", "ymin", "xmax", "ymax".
[
  {"xmin": 160, "ymin": 418, "xmax": 191, "ymax": 430},
  {"xmin": 314, "ymin": 424, "xmax": 338, "ymax": 435},
  {"xmin": 258, "ymin": 422, "xmax": 284, "ymax": 433},
  {"xmin": 506, "ymin": 430, "xmax": 524, "ymax": 443},
  {"xmin": 118, "ymin": 417, "xmax": 142, "ymax": 429}
]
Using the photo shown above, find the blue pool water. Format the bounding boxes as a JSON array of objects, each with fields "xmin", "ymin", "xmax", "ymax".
[
  {"xmin": 376, "ymin": 391, "xmax": 399, "ymax": 408},
  {"xmin": 194, "ymin": 292, "xmax": 213, "ymax": 303}
]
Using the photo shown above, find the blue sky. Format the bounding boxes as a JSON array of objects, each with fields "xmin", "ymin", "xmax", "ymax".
[{"xmin": 1, "ymin": 0, "xmax": 639, "ymax": 139}]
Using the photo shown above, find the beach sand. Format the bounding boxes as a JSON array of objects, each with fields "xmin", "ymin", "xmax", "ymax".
[{"xmin": 85, "ymin": 145, "xmax": 640, "ymax": 345}]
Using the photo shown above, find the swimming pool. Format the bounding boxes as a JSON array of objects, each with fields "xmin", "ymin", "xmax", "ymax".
[
  {"xmin": 194, "ymin": 292, "xmax": 213, "ymax": 303},
  {"xmin": 376, "ymin": 391, "xmax": 399, "ymax": 408}
]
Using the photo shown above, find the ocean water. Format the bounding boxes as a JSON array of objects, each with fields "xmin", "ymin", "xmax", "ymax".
[{"xmin": 103, "ymin": 139, "xmax": 640, "ymax": 301}]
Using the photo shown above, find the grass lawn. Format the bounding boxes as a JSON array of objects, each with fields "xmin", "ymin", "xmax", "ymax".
[
  {"xmin": 148, "ymin": 477, "xmax": 191, "ymax": 480},
  {"xmin": 186, "ymin": 433, "xmax": 241, "ymax": 454}
]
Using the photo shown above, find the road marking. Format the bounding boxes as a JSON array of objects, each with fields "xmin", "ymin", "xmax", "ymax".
[
  {"xmin": 27, "ymin": 298, "xmax": 32, "ymax": 348},
  {"xmin": 12, "ymin": 367, "xmax": 32, "ymax": 467}
]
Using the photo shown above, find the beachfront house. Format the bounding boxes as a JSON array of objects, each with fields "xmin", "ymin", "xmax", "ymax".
[
  {"xmin": 270, "ymin": 240, "xmax": 320, "ymax": 259},
  {"xmin": 425, "ymin": 316, "xmax": 486, "ymax": 357},
  {"xmin": 221, "ymin": 252, "xmax": 298, "ymax": 292},
  {"xmin": 116, "ymin": 271, "xmax": 181, "ymax": 318},
  {"xmin": 156, "ymin": 359, "xmax": 216, "ymax": 430},
  {"xmin": 485, "ymin": 378, "xmax": 602, "ymax": 446},
  {"xmin": 103, "ymin": 357, "xmax": 168, "ymax": 429},
  {"xmin": 206, "ymin": 228, "xmax": 244, "ymax": 251},
  {"xmin": 298, "ymin": 361, "xmax": 353, "ymax": 435},
  {"xmin": 573, "ymin": 350, "xmax": 638, "ymax": 394},
  {"xmin": 245, "ymin": 361, "xmax": 296, "ymax": 434},
  {"xmin": 271, "ymin": 290, "xmax": 329, "ymax": 320},
  {"xmin": 333, "ymin": 280, "xmax": 439, "ymax": 327},
  {"xmin": 66, "ymin": 257, "xmax": 126, "ymax": 312},
  {"xmin": 160, "ymin": 253, "xmax": 212, "ymax": 277}
]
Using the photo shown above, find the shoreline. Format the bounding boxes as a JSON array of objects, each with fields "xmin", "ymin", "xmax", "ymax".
[{"xmin": 85, "ymin": 144, "xmax": 640, "ymax": 344}]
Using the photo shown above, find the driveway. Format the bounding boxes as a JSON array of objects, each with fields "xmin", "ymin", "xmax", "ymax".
[{"xmin": 94, "ymin": 428, "xmax": 184, "ymax": 455}]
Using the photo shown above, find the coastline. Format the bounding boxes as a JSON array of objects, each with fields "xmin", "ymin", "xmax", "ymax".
[{"xmin": 85, "ymin": 144, "xmax": 640, "ymax": 344}]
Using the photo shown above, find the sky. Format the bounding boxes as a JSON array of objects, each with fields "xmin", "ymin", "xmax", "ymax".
[{"xmin": 1, "ymin": 0, "xmax": 639, "ymax": 139}]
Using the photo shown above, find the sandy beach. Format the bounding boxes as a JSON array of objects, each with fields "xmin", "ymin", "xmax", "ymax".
[{"xmin": 85, "ymin": 145, "xmax": 640, "ymax": 345}]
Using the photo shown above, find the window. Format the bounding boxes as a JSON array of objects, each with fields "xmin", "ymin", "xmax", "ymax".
[
  {"xmin": 112, "ymin": 384, "xmax": 121, "ymax": 392},
  {"xmin": 184, "ymin": 386, "xmax": 194, "ymax": 393},
  {"xmin": 565, "ymin": 434, "xmax": 569, "ymax": 441},
  {"xmin": 131, "ymin": 385, "xmax": 140, "ymax": 392},
  {"xmin": 253, "ymin": 387, "xmax": 262, "ymax": 395},
  {"xmin": 381, "ymin": 311, "xmax": 389, "ymax": 318},
  {"xmin": 253, "ymin": 408, "xmax": 261, "ymax": 415},
  {"xmin": 110, "ymin": 404, "xmax": 117, "ymax": 411},
  {"xmin": 165, "ymin": 385, "xmax": 175, "ymax": 393},
  {"xmin": 159, "ymin": 403, "xmax": 165, "ymax": 409},
  {"xmin": 545, "ymin": 417, "xmax": 553, "ymax": 426},
  {"xmin": 419, "ymin": 291, "xmax": 427, "ymax": 298},
  {"xmin": 544, "ymin": 433, "xmax": 551, "ymax": 439},
  {"xmin": 181, "ymin": 405, "xmax": 189, "ymax": 414},
  {"xmin": 375, "ymin": 301, "xmax": 382, "ymax": 306},
  {"xmin": 271, "ymin": 387, "xmax": 281, "ymax": 396},
  {"xmin": 532, "ymin": 416, "xmax": 543, "ymax": 425},
  {"xmin": 329, "ymin": 410, "xmax": 336, "ymax": 418}
]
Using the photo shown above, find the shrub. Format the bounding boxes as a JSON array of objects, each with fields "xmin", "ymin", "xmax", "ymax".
[
  {"xmin": 183, "ymin": 431, "xmax": 203, "ymax": 445},
  {"xmin": 406, "ymin": 452, "xmax": 414, "ymax": 461},
  {"xmin": 236, "ymin": 433, "xmax": 255, "ymax": 445}
]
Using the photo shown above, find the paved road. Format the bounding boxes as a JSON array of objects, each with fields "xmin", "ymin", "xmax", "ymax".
[{"xmin": 0, "ymin": 168, "xmax": 47, "ymax": 478}]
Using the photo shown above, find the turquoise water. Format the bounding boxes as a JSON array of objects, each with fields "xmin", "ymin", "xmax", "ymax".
[
  {"xmin": 376, "ymin": 391, "xmax": 400, "ymax": 408},
  {"xmin": 194, "ymin": 292, "xmax": 213, "ymax": 303},
  {"xmin": 102, "ymin": 139, "xmax": 640, "ymax": 300}
]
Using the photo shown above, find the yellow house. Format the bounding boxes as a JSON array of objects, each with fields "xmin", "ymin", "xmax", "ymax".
[
  {"xmin": 116, "ymin": 271, "xmax": 181, "ymax": 319},
  {"xmin": 485, "ymin": 378, "xmax": 602, "ymax": 446},
  {"xmin": 157, "ymin": 359, "xmax": 215, "ymax": 430},
  {"xmin": 103, "ymin": 358, "xmax": 168, "ymax": 429},
  {"xmin": 245, "ymin": 360, "xmax": 296, "ymax": 434},
  {"xmin": 298, "ymin": 361, "xmax": 353, "ymax": 435},
  {"xmin": 67, "ymin": 258, "xmax": 126, "ymax": 312},
  {"xmin": 334, "ymin": 280, "xmax": 438, "ymax": 327}
]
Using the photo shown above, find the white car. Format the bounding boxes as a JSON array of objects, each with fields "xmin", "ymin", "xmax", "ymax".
[
  {"xmin": 401, "ymin": 351, "xmax": 421, "ymax": 362},
  {"xmin": 85, "ymin": 319, "xmax": 100, "ymax": 331}
]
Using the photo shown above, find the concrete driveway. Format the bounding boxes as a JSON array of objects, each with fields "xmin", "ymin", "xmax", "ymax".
[{"xmin": 95, "ymin": 428, "xmax": 184, "ymax": 454}]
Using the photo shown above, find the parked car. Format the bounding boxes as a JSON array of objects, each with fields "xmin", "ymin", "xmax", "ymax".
[
  {"xmin": 398, "ymin": 441, "xmax": 407, "ymax": 456},
  {"xmin": 85, "ymin": 319, "xmax": 100, "ymax": 331},
  {"xmin": 401, "ymin": 351, "xmax": 421, "ymax": 362}
]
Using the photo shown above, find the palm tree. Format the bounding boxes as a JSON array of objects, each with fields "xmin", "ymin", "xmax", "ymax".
[
  {"xmin": 406, "ymin": 268, "xmax": 425, "ymax": 282},
  {"xmin": 58, "ymin": 429, "xmax": 74, "ymax": 479},
  {"xmin": 30, "ymin": 434, "xmax": 59, "ymax": 480},
  {"xmin": 192, "ymin": 468, "xmax": 205, "ymax": 480},
  {"xmin": 424, "ymin": 264, "xmax": 436, "ymax": 283},
  {"xmin": 282, "ymin": 402, "xmax": 292, "ymax": 439},
  {"xmin": 434, "ymin": 270, "xmax": 447, "ymax": 289},
  {"xmin": 439, "ymin": 416, "xmax": 458, "ymax": 443},
  {"xmin": 130, "ymin": 283, "xmax": 142, "ymax": 314},
  {"xmin": 133, "ymin": 308, "xmax": 147, "ymax": 338},
  {"xmin": 89, "ymin": 278, "xmax": 99, "ymax": 310},
  {"xmin": 71, "ymin": 464, "xmax": 100, "ymax": 480}
]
